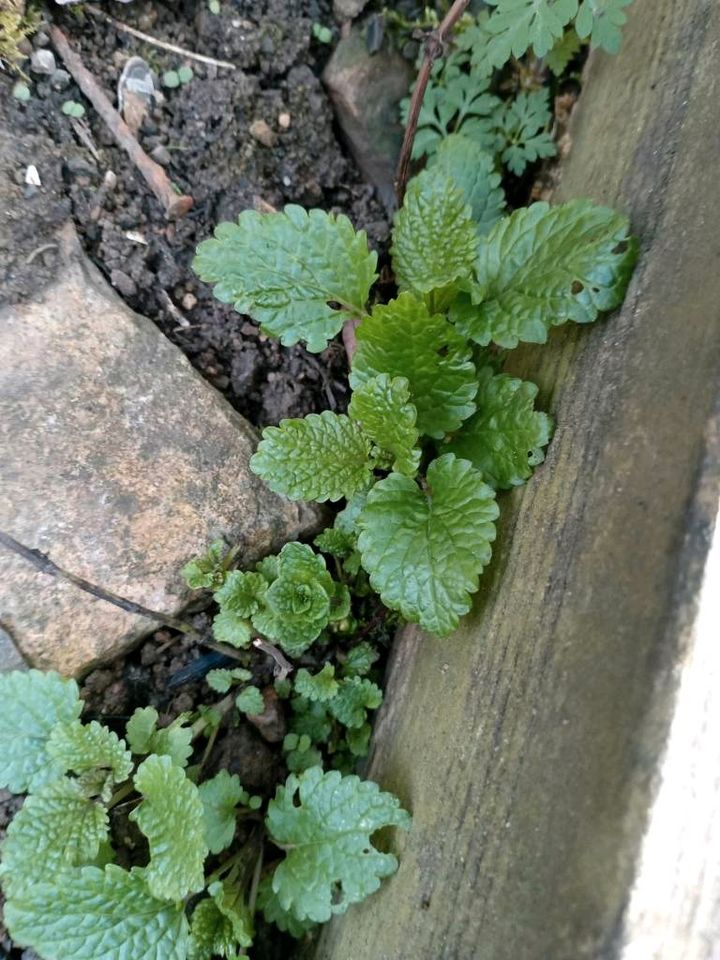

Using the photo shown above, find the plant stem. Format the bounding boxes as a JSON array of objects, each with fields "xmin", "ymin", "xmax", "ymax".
[
  {"xmin": 394, "ymin": 0, "xmax": 471, "ymax": 205},
  {"xmin": 0, "ymin": 530, "xmax": 197, "ymax": 635},
  {"xmin": 107, "ymin": 780, "xmax": 136, "ymax": 810}
]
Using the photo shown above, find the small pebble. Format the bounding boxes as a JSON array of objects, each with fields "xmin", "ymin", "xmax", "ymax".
[
  {"xmin": 182, "ymin": 292, "xmax": 197, "ymax": 311},
  {"xmin": 50, "ymin": 69, "xmax": 71, "ymax": 91},
  {"xmin": 278, "ymin": 112, "xmax": 291, "ymax": 129},
  {"xmin": 110, "ymin": 269, "xmax": 137, "ymax": 298},
  {"xmin": 30, "ymin": 49, "xmax": 56, "ymax": 75},
  {"xmin": 150, "ymin": 144, "xmax": 171, "ymax": 166},
  {"xmin": 25, "ymin": 165, "xmax": 41, "ymax": 187},
  {"xmin": 103, "ymin": 170, "xmax": 118, "ymax": 190},
  {"xmin": 249, "ymin": 118, "xmax": 276, "ymax": 148}
]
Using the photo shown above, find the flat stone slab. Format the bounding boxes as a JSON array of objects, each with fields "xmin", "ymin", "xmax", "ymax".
[{"xmin": 0, "ymin": 224, "xmax": 318, "ymax": 677}]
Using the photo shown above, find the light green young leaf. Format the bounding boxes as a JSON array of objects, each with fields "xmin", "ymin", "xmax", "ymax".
[
  {"xmin": 189, "ymin": 881, "xmax": 253, "ymax": 959},
  {"xmin": 130, "ymin": 755, "xmax": 208, "ymax": 900},
  {"xmin": 294, "ymin": 664, "xmax": 339, "ymax": 703},
  {"xmin": 314, "ymin": 527, "xmax": 355, "ymax": 558},
  {"xmin": 251, "ymin": 411, "xmax": 373, "ymax": 503},
  {"xmin": 357, "ymin": 454, "xmax": 499, "ymax": 635},
  {"xmin": 467, "ymin": 199, "xmax": 637, "ymax": 347},
  {"xmin": 4, "ymin": 865, "xmax": 188, "ymax": 960},
  {"xmin": 213, "ymin": 608, "xmax": 253, "ymax": 648},
  {"xmin": 206, "ymin": 667, "xmax": 252, "ymax": 694},
  {"xmin": 125, "ymin": 707, "xmax": 194, "ymax": 768},
  {"xmin": 193, "ymin": 206, "xmax": 377, "ymax": 352},
  {"xmin": 545, "ymin": 27, "xmax": 582, "ymax": 74},
  {"xmin": 257, "ymin": 874, "xmax": 317, "ymax": 939},
  {"xmin": 576, "ymin": 0, "xmax": 632, "ymax": 53},
  {"xmin": 0, "ymin": 778, "xmax": 108, "ymax": 896},
  {"xmin": 235, "ymin": 685, "xmax": 265, "ymax": 715},
  {"xmin": 351, "ymin": 293, "xmax": 477, "ymax": 439},
  {"xmin": 266, "ymin": 767, "xmax": 411, "ymax": 922},
  {"xmin": 328, "ymin": 678, "xmax": 382, "ymax": 729},
  {"xmin": 342, "ymin": 642, "xmax": 379, "ymax": 678},
  {"xmin": 348, "ymin": 374, "xmax": 420, "ymax": 476},
  {"xmin": 428, "ymin": 135, "xmax": 505, "ymax": 237},
  {"xmin": 214, "ymin": 570, "xmax": 268, "ymax": 617},
  {"xmin": 446, "ymin": 367, "xmax": 553, "ymax": 489},
  {"xmin": 485, "ymin": 0, "xmax": 579, "ymax": 59},
  {"xmin": 289, "ymin": 698, "xmax": 333, "ymax": 745},
  {"xmin": 46, "ymin": 720, "xmax": 133, "ymax": 784},
  {"xmin": 391, "ymin": 168, "xmax": 477, "ymax": 295},
  {"xmin": 198, "ymin": 771, "xmax": 249, "ymax": 855},
  {"xmin": 494, "ymin": 90, "xmax": 556, "ymax": 176},
  {"xmin": 182, "ymin": 539, "xmax": 228, "ymax": 590},
  {"xmin": 0, "ymin": 669, "xmax": 82, "ymax": 793}
]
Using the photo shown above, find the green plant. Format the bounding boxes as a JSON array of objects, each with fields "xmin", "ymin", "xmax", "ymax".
[
  {"xmin": 0, "ymin": 668, "xmax": 410, "ymax": 960},
  {"xmin": 163, "ymin": 66, "xmax": 194, "ymax": 89},
  {"xmin": 194, "ymin": 143, "xmax": 637, "ymax": 636},
  {"xmin": 61, "ymin": 99, "xmax": 86, "ymax": 119}
]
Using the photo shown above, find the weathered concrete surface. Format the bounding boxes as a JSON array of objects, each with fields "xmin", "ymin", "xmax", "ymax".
[
  {"xmin": 316, "ymin": 1, "xmax": 720, "ymax": 958},
  {"xmin": 0, "ymin": 627, "xmax": 26, "ymax": 673},
  {"xmin": 0, "ymin": 224, "xmax": 319, "ymax": 677},
  {"xmin": 323, "ymin": 27, "xmax": 412, "ymax": 211}
]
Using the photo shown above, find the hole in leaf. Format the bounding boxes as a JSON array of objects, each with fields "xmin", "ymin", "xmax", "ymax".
[
  {"xmin": 331, "ymin": 881, "xmax": 344, "ymax": 905},
  {"xmin": 437, "ymin": 344, "xmax": 449, "ymax": 357},
  {"xmin": 613, "ymin": 240, "xmax": 629, "ymax": 254},
  {"xmin": 571, "ymin": 281, "xmax": 584, "ymax": 295},
  {"xmin": 326, "ymin": 300, "xmax": 342, "ymax": 311}
]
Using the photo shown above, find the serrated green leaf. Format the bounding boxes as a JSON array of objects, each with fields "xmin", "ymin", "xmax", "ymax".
[
  {"xmin": 467, "ymin": 199, "xmax": 637, "ymax": 348},
  {"xmin": 294, "ymin": 664, "xmax": 339, "ymax": 703},
  {"xmin": 258, "ymin": 874, "xmax": 317, "ymax": 938},
  {"xmin": 198, "ymin": 771, "xmax": 249, "ymax": 854},
  {"xmin": 189, "ymin": 881, "xmax": 253, "ymax": 959},
  {"xmin": 4, "ymin": 864, "xmax": 188, "ymax": 960},
  {"xmin": 206, "ymin": 667, "xmax": 252, "ymax": 694},
  {"xmin": 289, "ymin": 698, "xmax": 333, "ymax": 744},
  {"xmin": 428, "ymin": 135, "xmax": 505, "ymax": 237},
  {"xmin": 0, "ymin": 778, "xmax": 109, "ymax": 895},
  {"xmin": 485, "ymin": 0, "xmax": 579, "ymax": 59},
  {"xmin": 0, "ymin": 670, "xmax": 83, "ymax": 793},
  {"xmin": 391, "ymin": 168, "xmax": 477, "ymax": 296},
  {"xmin": 236, "ymin": 686, "xmax": 265, "ymax": 715},
  {"xmin": 348, "ymin": 374, "xmax": 420, "ymax": 476},
  {"xmin": 46, "ymin": 720, "xmax": 133, "ymax": 784},
  {"xmin": 357, "ymin": 454, "xmax": 499, "ymax": 635},
  {"xmin": 125, "ymin": 708, "xmax": 194, "ymax": 768},
  {"xmin": 251, "ymin": 412, "xmax": 373, "ymax": 503},
  {"xmin": 286, "ymin": 744, "xmax": 324, "ymax": 773},
  {"xmin": 494, "ymin": 90, "xmax": 556, "ymax": 175},
  {"xmin": 213, "ymin": 609, "xmax": 253, "ymax": 648},
  {"xmin": 351, "ymin": 293, "xmax": 477, "ymax": 439},
  {"xmin": 346, "ymin": 722, "xmax": 372, "ymax": 758},
  {"xmin": 342, "ymin": 642, "xmax": 379, "ymax": 678},
  {"xmin": 266, "ymin": 767, "xmax": 411, "ymax": 922},
  {"xmin": 314, "ymin": 527, "xmax": 355, "ymax": 558},
  {"xmin": 193, "ymin": 206, "xmax": 377, "ymax": 352},
  {"xmin": 328, "ymin": 677, "xmax": 382, "ymax": 729},
  {"xmin": 446, "ymin": 366, "xmax": 553, "ymax": 488},
  {"xmin": 576, "ymin": 0, "xmax": 632, "ymax": 53},
  {"xmin": 214, "ymin": 570, "xmax": 268, "ymax": 617},
  {"xmin": 130, "ymin": 755, "xmax": 208, "ymax": 900},
  {"xmin": 251, "ymin": 543, "xmax": 336, "ymax": 655},
  {"xmin": 545, "ymin": 27, "xmax": 582, "ymax": 74},
  {"xmin": 182, "ymin": 539, "xmax": 228, "ymax": 590}
]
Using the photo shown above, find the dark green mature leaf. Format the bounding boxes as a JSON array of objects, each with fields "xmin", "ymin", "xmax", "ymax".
[
  {"xmin": 461, "ymin": 199, "xmax": 637, "ymax": 348},
  {"xmin": 0, "ymin": 670, "xmax": 82, "ymax": 793},
  {"xmin": 130, "ymin": 755, "xmax": 208, "ymax": 901},
  {"xmin": 328, "ymin": 678, "xmax": 383, "ymax": 729},
  {"xmin": 348, "ymin": 374, "xmax": 420, "ymax": 476},
  {"xmin": 485, "ymin": 0, "xmax": 579, "ymax": 59},
  {"xmin": 193, "ymin": 206, "xmax": 377, "ymax": 352},
  {"xmin": 294, "ymin": 664, "xmax": 339, "ymax": 703},
  {"xmin": 446, "ymin": 367, "xmax": 553, "ymax": 488},
  {"xmin": 0, "ymin": 778, "xmax": 108, "ymax": 896},
  {"xmin": 266, "ymin": 767, "xmax": 411, "ymax": 923},
  {"xmin": 215, "ymin": 571, "xmax": 268, "ymax": 618},
  {"xmin": 350, "ymin": 293, "xmax": 478, "ymax": 439},
  {"xmin": 428, "ymin": 135, "xmax": 505, "ymax": 237},
  {"xmin": 576, "ymin": 0, "xmax": 632, "ymax": 53},
  {"xmin": 4, "ymin": 865, "xmax": 188, "ymax": 960},
  {"xmin": 357, "ymin": 454, "xmax": 499, "ymax": 635},
  {"xmin": 391, "ymin": 168, "xmax": 478, "ymax": 295},
  {"xmin": 251, "ymin": 411, "xmax": 373, "ymax": 503},
  {"xmin": 46, "ymin": 720, "xmax": 133, "ymax": 785}
]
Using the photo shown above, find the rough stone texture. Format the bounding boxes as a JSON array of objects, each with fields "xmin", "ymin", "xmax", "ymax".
[
  {"xmin": 332, "ymin": 0, "xmax": 369, "ymax": 21},
  {"xmin": 316, "ymin": 1, "xmax": 720, "ymax": 959},
  {"xmin": 0, "ymin": 224, "xmax": 319, "ymax": 678},
  {"xmin": 323, "ymin": 27, "xmax": 412, "ymax": 211},
  {"xmin": 0, "ymin": 626, "xmax": 26, "ymax": 673}
]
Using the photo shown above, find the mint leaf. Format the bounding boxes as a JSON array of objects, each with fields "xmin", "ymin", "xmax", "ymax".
[
  {"xmin": 0, "ymin": 670, "xmax": 83, "ymax": 793},
  {"xmin": 0, "ymin": 778, "xmax": 108, "ymax": 896},
  {"xmin": 235, "ymin": 685, "xmax": 265, "ymax": 715},
  {"xmin": 4, "ymin": 865, "xmax": 188, "ymax": 960},
  {"xmin": 266, "ymin": 767, "xmax": 411, "ymax": 922},
  {"xmin": 494, "ymin": 90, "xmax": 556, "ymax": 175},
  {"xmin": 576, "ymin": 0, "xmax": 632, "ymax": 53},
  {"xmin": 428, "ymin": 135, "xmax": 505, "ymax": 237},
  {"xmin": 206, "ymin": 667, "xmax": 252, "ymax": 694},
  {"xmin": 198, "ymin": 771, "xmax": 249, "ymax": 855},
  {"xmin": 182, "ymin": 539, "xmax": 228, "ymax": 590},
  {"xmin": 251, "ymin": 411, "xmax": 373, "ymax": 503},
  {"xmin": 193, "ymin": 206, "xmax": 377, "ymax": 352},
  {"xmin": 215, "ymin": 570, "xmax": 268, "ymax": 617},
  {"xmin": 351, "ymin": 293, "xmax": 477, "ymax": 439},
  {"xmin": 391, "ymin": 168, "xmax": 477, "ymax": 295},
  {"xmin": 446, "ymin": 367, "xmax": 553, "ymax": 489},
  {"xmin": 348, "ymin": 374, "xmax": 420, "ymax": 476},
  {"xmin": 294, "ymin": 664, "xmax": 339, "ymax": 703},
  {"xmin": 485, "ymin": 0, "xmax": 579, "ymax": 59},
  {"xmin": 213, "ymin": 609, "xmax": 253, "ymax": 648},
  {"xmin": 314, "ymin": 527, "xmax": 355, "ymax": 558},
  {"xmin": 467, "ymin": 199, "xmax": 637, "ymax": 348},
  {"xmin": 46, "ymin": 720, "xmax": 133, "ymax": 784},
  {"xmin": 130, "ymin": 755, "xmax": 208, "ymax": 900},
  {"xmin": 545, "ymin": 27, "xmax": 582, "ymax": 74},
  {"xmin": 190, "ymin": 882, "xmax": 253, "ymax": 959},
  {"xmin": 126, "ymin": 707, "xmax": 194, "ymax": 768},
  {"xmin": 328, "ymin": 678, "xmax": 382, "ymax": 729},
  {"xmin": 357, "ymin": 454, "xmax": 499, "ymax": 635}
]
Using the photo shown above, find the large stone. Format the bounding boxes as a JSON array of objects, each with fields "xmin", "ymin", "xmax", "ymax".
[
  {"xmin": 0, "ymin": 224, "xmax": 319, "ymax": 678},
  {"xmin": 0, "ymin": 626, "xmax": 26, "ymax": 673},
  {"xmin": 317, "ymin": 1, "xmax": 720, "ymax": 958},
  {"xmin": 323, "ymin": 27, "xmax": 412, "ymax": 211}
]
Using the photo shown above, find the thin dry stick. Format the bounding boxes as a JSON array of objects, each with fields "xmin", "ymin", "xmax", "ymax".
[
  {"xmin": 85, "ymin": 4, "xmax": 237, "ymax": 71},
  {"xmin": 252, "ymin": 638, "xmax": 293, "ymax": 680},
  {"xmin": 394, "ymin": 0, "xmax": 471, "ymax": 205},
  {"xmin": 0, "ymin": 530, "xmax": 195, "ymax": 634},
  {"xmin": 50, "ymin": 25, "xmax": 194, "ymax": 219}
]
